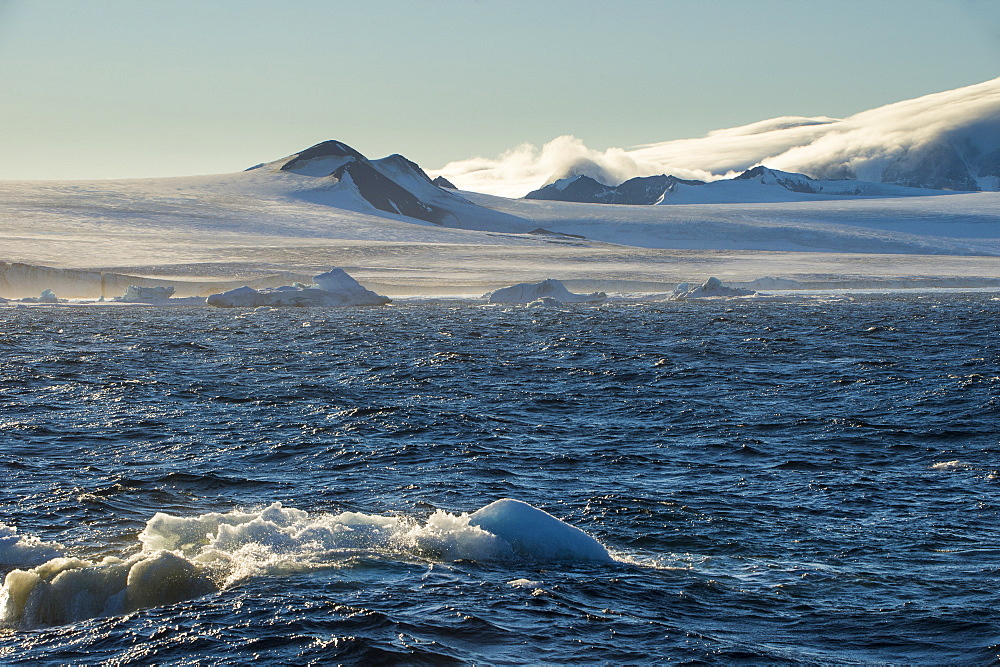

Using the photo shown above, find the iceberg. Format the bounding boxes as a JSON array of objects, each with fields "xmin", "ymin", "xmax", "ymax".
[
  {"xmin": 206, "ymin": 269, "xmax": 390, "ymax": 308},
  {"xmin": 114, "ymin": 285, "xmax": 175, "ymax": 302},
  {"xmin": 485, "ymin": 278, "xmax": 606, "ymax": 304},
  {"xmin": 666, "ymin": 277, "xmax": 758, "ymax": 300},
  {"xmin": 19, "ymin": 288, "xmax": 61, "ymax": 304}
]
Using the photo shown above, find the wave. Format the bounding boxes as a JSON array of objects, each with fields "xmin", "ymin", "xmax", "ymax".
[{"xmin": 0, "ymin": 499, "xmax": 611, "ymax": 629}]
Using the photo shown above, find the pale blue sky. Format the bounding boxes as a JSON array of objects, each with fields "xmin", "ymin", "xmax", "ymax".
[{"xmin": 0, "ymin": 0, "xmax": 997, "ymax": 180}]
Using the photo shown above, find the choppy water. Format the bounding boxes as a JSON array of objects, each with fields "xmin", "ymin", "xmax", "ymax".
[{"xmin": 1, "ymin": 293, "xmax": 998, "ymax": 664}]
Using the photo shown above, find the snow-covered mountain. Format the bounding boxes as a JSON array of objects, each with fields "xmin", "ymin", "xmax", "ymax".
[
  {"xmin": 253, "ymin": 140, "xmax": 532, "ymax": 231},
  {"xmin": 433, "ymin": 77, "xmax": 1000, "ymax": 197},
  {"xmin": 525, "ymin": 166, "xmax": 957, "ymax": 205},
  {"xmin": 525, "ymin": 174, "xmax": 704, "ymax": 205}
]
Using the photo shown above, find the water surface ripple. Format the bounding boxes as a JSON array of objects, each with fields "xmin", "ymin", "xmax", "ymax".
[{"xmin": 1, "ymin": 294, "xmax": 998, "ymax": 663}]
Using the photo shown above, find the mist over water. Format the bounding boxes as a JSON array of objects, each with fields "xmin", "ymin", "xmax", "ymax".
[{"xmin": 1, "ymin": 295, "xmax": 998, "ymax": 663}]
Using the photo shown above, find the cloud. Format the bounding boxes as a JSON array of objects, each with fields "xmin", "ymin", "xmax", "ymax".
[{"xmin": 430, "ymin": 77, "xmax": 1000, "ymax": 197}]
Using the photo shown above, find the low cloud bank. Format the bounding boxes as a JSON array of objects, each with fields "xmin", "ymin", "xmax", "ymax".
[{"xmin": 432, "ymin": 78, "xmax": 1000, "ymax": 197}]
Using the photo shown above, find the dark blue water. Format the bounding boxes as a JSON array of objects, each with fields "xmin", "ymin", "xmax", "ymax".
[{"xmin": 1, "ymin": 294, "xmax": 998, "ymax": 664}]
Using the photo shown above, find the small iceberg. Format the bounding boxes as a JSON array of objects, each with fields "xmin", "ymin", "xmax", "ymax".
[
  {"xmin": 19, "ymin": 289, "xmax": 61, "ymax": 304},
  {"xmin": 665, "ymin": 277, "xmax": 758, "ymax": 301},
  {"xmin": 485, "ymin": 278, "xmax": 606, "ymax": 305},
  {"xmin": 114, "ymin": 285, "xmax": 175, "ymax": 303},
  {"xmin": 206, "ymin": 269, "xmax": 390, "ymax": 308}
]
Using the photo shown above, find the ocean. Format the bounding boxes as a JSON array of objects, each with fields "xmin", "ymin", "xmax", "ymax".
[{"xmin": 1, "ymin": 293, "xmax": 998, "ymax": 664}]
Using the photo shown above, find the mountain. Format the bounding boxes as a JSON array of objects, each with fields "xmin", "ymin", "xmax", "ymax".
[
  {"xmin": 433, "ymin": 77, "xmax": 1000, "ymax": 197},
  {"xmin": 635, "ymin": 79, "xmax": 1000, "ymax": 192},
  {"xmin": 524, "ymin": 166, "xmax": 952, "ymax": 205},
  {"xmin": 525, "ymin": 174, "xmax": 706, "ymax": 204},
  {"xmin": 257, "ymin": 140, "xmax": 531, "ymax": 231},
  {"xmin": 278, "ymin": 139, "xmax": 366, "ymax": 174},
  {"xmin": 432, "ymin": 175, "xmax": 457, "ymax": 189}
]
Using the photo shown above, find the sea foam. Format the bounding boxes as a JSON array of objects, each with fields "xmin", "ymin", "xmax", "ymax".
[{"xmin": 0, "ymin": 523, "xmax": 63, "ymax": 567}]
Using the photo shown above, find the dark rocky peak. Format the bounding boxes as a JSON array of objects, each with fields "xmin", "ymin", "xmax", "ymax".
[
  {"xmin": 280, "ymin": 140, "xmax": 368, "ymax": 172},
  {"xmin": 524, "ymin": 175, "xmax": 613, "ymax": 203},
  {"xmin": 735, "ymin": 166, "xmax": 818, "ymax": 193},
  {"xmin": 735, "ymin": 165, "xmax": 792, "ymax": 180},
  {"xmin": 881, "ymin": 143, "xmax": 980, "ymax": 191},
  {"xmin": 526, "ymin": 173, "xmax": 707, "ymax": 205},
  {"xmin": 614, "ymin": 175, "xmax": 706, "ymax": 204},
  {"xmin": 432, "ymin": 175, "xmax": 457, "ymax": 189}
]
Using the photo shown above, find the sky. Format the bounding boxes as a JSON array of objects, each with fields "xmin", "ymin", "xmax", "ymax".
[{"xmin": 0, "ymin": 0, "xmax": 998, "ymax": 181}]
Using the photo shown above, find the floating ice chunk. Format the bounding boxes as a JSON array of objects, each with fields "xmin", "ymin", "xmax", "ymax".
[
  {"xmin": 19, "ymin": 289, "xmax": 60, "ymax": 304},
  {"xmin": 124, "ymin": 550, "xmax": 214, "ymax": 611},
  {"xmin": 507, "ymin": 578, "xmax": 543, "ymax": 588},
  {"xmin": 0, "ymin": 498, "xmax": 613, "ymax": 628},
  {"xmin": 469, "ymin": 498, "xmax": 613, "ymax": 562},
  {"xmin": 527, "ymin": 296, "xmax": 563, "ymax": 308},
  {"xmin": 0, "ymin": 552, "xmax": 215, "ymax": 629},
  {"xmin": 666, "ymin": 277, "xmax": 758, "ymax": 300},
  {"xmin": 139, "ymin": 500, "xmax": 612, "ymax": 566},
  {"xmin": 485, "ymin": 278, "xmax": 606, "ymax": 304},
  {"xmin": 206, "ymin": 268, "xmax": 390, "ymax": 308},
  {"xmin": 115, "ymin": 285, "xmax": 175, "ymax": 302}
]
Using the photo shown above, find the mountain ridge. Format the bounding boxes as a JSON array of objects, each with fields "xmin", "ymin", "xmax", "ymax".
[
  {"xmin": 524, "ymin": 166, "xmax": 958, "ymax": 205},
  {"xmin": 260, "ymin": 140, "xmax": 532, "ymax": 231}
]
